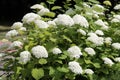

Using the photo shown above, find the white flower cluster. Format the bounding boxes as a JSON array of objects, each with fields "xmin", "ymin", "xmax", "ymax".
[
  {"xmin": 34, "ymin": 20, "xmax": 49, "ymax": 28},
  {"xmin": 84, "ymin": 47, "xmax": 96, "ymax": 56},
  {"xmin": 55, "ymin": 14, "xmax": 74, "ymax": 27},
  {"xmin": 87, "ymin": 33, "xmax": 104, "ymax": 46},
  {"xmin": 11, "ymin": 22, "xmax": 23, "ymax": 30},
  {"xmin": 31, "ymin": 45, "xmax": 48, "ymax": 58},
  {"xmin": 95, "ymin": 19, "xmax": 109, "ymax": 30},
  {"xmin": 84, "ymin": 69, "xmax": 94, "ymax": 74},
  {"xmin": 9, "ymin": 41, "xmax": 23, "ymax": 49},
  {"xmin": 6, "ymin": 30, "xmax": 18, "ymax": 38},
  {"xmin": 102, "ymin": 57, "xmax": 114, "ymax": 66},
  {"xmin": 19, "ymin": 51, "xmax": 31, "ymax": 64},
  {"xmin": 52, "ymin": 48, "xmax": 62, "ymax": 54},
  {"xmin": 77, "ymin": 29, "xmax": 86, "ymax": 36},
  {"xmin": 30, "ymin": 4, "xmax": 44, "ymax": 10},
  {"xmin": 31, "ymin": 4, "xmax": 50, "ymax": 16},
  {"xmin": 111, "ymin": 15, "xmax": 120, "ymax": 23},
  {"xmin": 104, "ymin": 37, "xmax": 112, "ymax": 45},
  {"xmin": 22, "ymin": 12, "xmax": 41, "ymax": 24},
  {"xmin": 95, "ymin": 30, "xmax": 104, "ymax": 36},
  {"xmin": 68, "ymin": 61, "xmax": 83, "ymax": 74},
  {"xmin": 114, "ymin": 57, "xmax": 120, "ymax": 62},
  {"xmin": 114, "ymin": 4, "xmax": 120, "ymax": 10},
  {"xmin": 37, "ymin": 8, "xmax": 50, "ymax": 16},
  {"xmin": 73, "ymin": 14, "xmax": 89, "ymax": 28},
  {"xmin": 67, "ymin": 46, "xmax": 82, "ymax": 58},
  {"xmin": 112, "ymin": 43, "xmax": 120, "ymax": 50}
]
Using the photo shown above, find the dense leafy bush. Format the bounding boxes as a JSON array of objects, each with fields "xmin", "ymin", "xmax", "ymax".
[{"xmin": 1, "ymin": 0, "xmax": 120, "ymax": 80}]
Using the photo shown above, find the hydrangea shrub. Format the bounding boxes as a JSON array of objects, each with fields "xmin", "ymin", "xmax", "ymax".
[{"xmin": 2, "ymin": 1, "xmax": 120, "ymax": 80}]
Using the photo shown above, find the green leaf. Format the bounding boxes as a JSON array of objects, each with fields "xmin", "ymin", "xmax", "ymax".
[
  {"xmin": 39, "ymin": 59, "xmax": 47, "ymax": 65},
  {"xmin": 44, "ymin": 12, "xmax": 55, "ymax": 17},
  {"xmin": 62, "ymin": 35, "xmax": 72, "ymax": 43},
  {"xmin": 55, "ymin": 60, "xmax": 63, "ymax": 64},
  {"xmin": 93, "ymin": 63, "xmax": 101, "ymax": 68},
  {"xmin": 51, "ymin": 6, "xmax": 62, "ymax": 10},
  {"xmin": 84, "ymin": 59, "xmax": 92, "ymax": 64},
  {"xmin": 58, "ymin": 55, "xmax": 67, "ymax": 60},
  {"xmin": 32, "ymin": 68, "xmax": 44, "ymax": 80},
  {"xmin": 16, "ymin": 67, "xmax": 22, "ymax": 75},
  {"xmin": 49, "ymin": 67, "xmax": 55, "ymax": 75},
  {"xmin": 57, "ymin": 67, "xmax": 69, "ymax": 73}
]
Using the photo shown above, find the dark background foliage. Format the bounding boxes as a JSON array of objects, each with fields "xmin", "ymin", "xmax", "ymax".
[{"xmin": 0, "ymin": 0, "xmax": 119, "ymax": 25}]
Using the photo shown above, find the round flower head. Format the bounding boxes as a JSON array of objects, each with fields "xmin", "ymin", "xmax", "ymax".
[
  {"xmin": 11, "ymin": 22, "xmax": 23, "ymax": 30},
  {"xmin": 87, "ymin": 33, "xmax": 104, "ymax": 46},
  {"xmin": 112, "ymin": 43, "xmax": 120, "ymax": 50},
  {"xmin": 30, "ymin": 4, "xmax": 44, "ymax": 10},
  {"xmin": 68, "ymin": 61, "xmax": 83, "ymax": 74},
  {"xmin": 111, "ymin": 18, "xmax": 120, "ymax": 23},
  {"xmin": 95, "ymin": 30, "xmax": 104, "ymax": 36},
  {"xmin": 37, "ymin": 8, "xmax": 50, "ymax": 16},
  {"xmin": 114, "ymin": 4, "xmax": 120, "ymax": 10},
  {"xmin": 19, "ymin": 51, "xmax": 31, "ymax": 64},
  {"xmin": 104, "ymin": 37, "xmax": 112, "ymax": 45},
  {"xmin": 114, "ymin": 57, "xmax": 120, "ymax": 62},
  {"xmin": 31, "ymin": 45, "xmax": 48, "ymax": 58},
  {"xmin": 94, "ymin": 19, "xmax": 106, "ymax": 27},
  {"xmin": 95, "ymin": 19, "xmax": 109, "ymax": 30},
  {"xmin": 47, "ymin": 21, "xmax": 56, "ymax": 27},
  {"xmin": 67, "ymin": 46, "xmax": 82, "ymax": 58},
  {"xmin": 102, "ymin": 57, "xmax": 114, "ymax": 66},
  {"xmin": 77, "ymin": 29, "xmax": 86, "ymax": 36},
  {"xmin": 84, "ymin": 47, "xmax": 96, "ymax": 56},
  {"xmin": 22, "ymin": 12, "xmax": 41, "ymax": 24},
  {"xmin": 73, "ymin": 14, "xmax": 89, "ymax": 28},
  {"xmin": 84, "ymin": 69, "xmax": 94, "ymax": 75},
  {"xmin": 52, "ymin": 48, "xmax": 62, "ymax": 54},
  {"xmin": 34, "ymin": 20, "xmax": 49, "ymax": 28},
  {"xmin": 19, "ymin": 27, "xmax": 26, "ymax": 31},
  {"xmin": 9, "ymin": 41, "xmax": 23, "ymax": 49},
  {"xmin": 55, "ymin": 14, "xmax": 74, "ymax": 27},
  {"xmin": 6, "ymin": 30, "xmax": 18, "ymax": 38},
  {"xmin": 114, "ymin": 15, "xmax": 120, "ymax": 20}
]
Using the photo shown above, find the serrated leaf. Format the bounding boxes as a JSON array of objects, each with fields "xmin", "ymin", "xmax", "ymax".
[
  {"xmin": 51, "ymin": 6, "xmax": 62, "ymax": 10},
  {"xmin": 32, "ymin": 68, "xmax": 44, "ymax": 80},
  {"xmin": 39, "ymin": 59, "xmax": 47, "ymax": 65},
  {"xmin": 44, "ymin": 12, "xmax": 55, "ymax": 17},
  {"xmin": 49, "ymin": 67, "xmax": 55, "ymax": 75}
]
